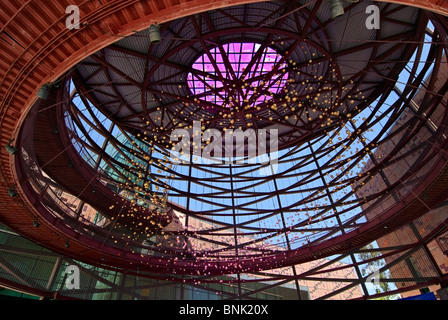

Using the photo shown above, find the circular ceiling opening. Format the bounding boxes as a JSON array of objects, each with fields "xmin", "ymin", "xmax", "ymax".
[
  {"xmin": 187, "ymin": 42, "xmax": 290, "ymax": 112},
  {"xmin": 12, "ymin": 1, "xmax": 448, "ymax": 278}
]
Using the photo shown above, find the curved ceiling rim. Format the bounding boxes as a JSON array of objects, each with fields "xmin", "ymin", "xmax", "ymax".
[
  {"xmin": 0, "ymin": 0, "xmax": 448, "ymax": 275},
  {"xmin": 1, "ymin": 0, "xmax": 448, "ymax": 148},
  {"xmin": 0, "ymin": 0, "xmax": 269, "ymax": 185},
  {"xmin": 10, "ymin": 23, "xmax": 448, "ymax": 276},
  {"xmin": 0, "ymin": 1, "xmax": 444, "ymax": 173}
]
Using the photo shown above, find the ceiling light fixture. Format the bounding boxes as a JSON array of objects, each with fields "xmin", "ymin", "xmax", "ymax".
[
  {"xmin": 37, "ymin": 83, "xmax": 51, "ymax": 99},
  {"xmin": 8, "ymin": 186, "xmax": 17, "ymax": 197},
  {"xmin": 148, "ymin": 24, "xmax": 161, "ymax": 44},
  {"xmin": 331, "ymin": 0, "xmax": 360, "ymax": 19},
  {"xmin": 5, "ymin": 143, "xmax": 17, "ymax": 155},
  {"xmin": 330, "ymin": 0, "xmax": 345, "ymax": 19}
]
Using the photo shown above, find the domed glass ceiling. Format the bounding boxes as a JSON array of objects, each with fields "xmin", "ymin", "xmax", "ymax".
[{"xmin": 19, "ymin": 0, "xmax": 448, "ymax": 277}]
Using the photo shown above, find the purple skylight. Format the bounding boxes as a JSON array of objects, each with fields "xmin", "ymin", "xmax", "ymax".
[{"xmin": 187, "ymin": 42, "xmax": 289, "ymax": 109}]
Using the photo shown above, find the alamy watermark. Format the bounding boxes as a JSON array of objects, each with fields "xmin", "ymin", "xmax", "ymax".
[
  {"xmin": 64, "ymin": 4, "xmax": 381, "ymax": 30},
  {"xmin": 65, "ymin": 265, "xmax": 80, "ymax": 290},
  {"xmin": 65, "ymin": 5, "xmax": 80, "ymax": 30},
  {"xmin": 365, "ymin": 265, "xmax": 381, "ymax": 288},
  {"xmin": 365, "ymin": 5, "xmax": 380, "ymax": 30},
  {"xmin": 170, "ymin": 121, "xmax": 279, "ymax": 175}
]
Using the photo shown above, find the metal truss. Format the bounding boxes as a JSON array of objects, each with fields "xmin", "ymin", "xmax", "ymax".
[{"xmin": 1, "ymin": 0, "xmax": 448, "ymax": 300}]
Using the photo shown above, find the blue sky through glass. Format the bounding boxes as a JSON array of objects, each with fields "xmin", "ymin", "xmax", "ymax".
[{"xmin": 61, "ymin": 18, "xmax": 439, "ymax": 292}]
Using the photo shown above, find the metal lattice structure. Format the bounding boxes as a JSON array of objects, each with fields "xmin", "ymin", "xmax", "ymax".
[{"xmin": 1, "ymin": 0, "xmax": 448, "ymax": 300}]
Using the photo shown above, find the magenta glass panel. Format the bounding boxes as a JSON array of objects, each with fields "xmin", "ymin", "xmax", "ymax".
[{"xmin": 187, "ymin": 42, "xmax": 288, "ymax": 108}]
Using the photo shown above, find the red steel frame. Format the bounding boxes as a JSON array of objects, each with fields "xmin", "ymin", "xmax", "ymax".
[{"xmin": 1, "ymin": 0, "xmax": 448, "ymax": 299}]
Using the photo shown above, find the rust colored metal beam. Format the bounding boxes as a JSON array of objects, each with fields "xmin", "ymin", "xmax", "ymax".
[{"xmin": 1, "ymin": 0, "xmax": 448, "ymax": 279}]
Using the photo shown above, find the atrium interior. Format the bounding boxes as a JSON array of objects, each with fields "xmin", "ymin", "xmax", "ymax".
[{"xmin": 1, "ymin": 0, "xmax": 448, "ymax": 300}]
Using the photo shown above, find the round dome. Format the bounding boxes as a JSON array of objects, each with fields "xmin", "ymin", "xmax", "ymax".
[{"xmin": 10, "ymin": 0, "xmax": 448, "ymax": 278}]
